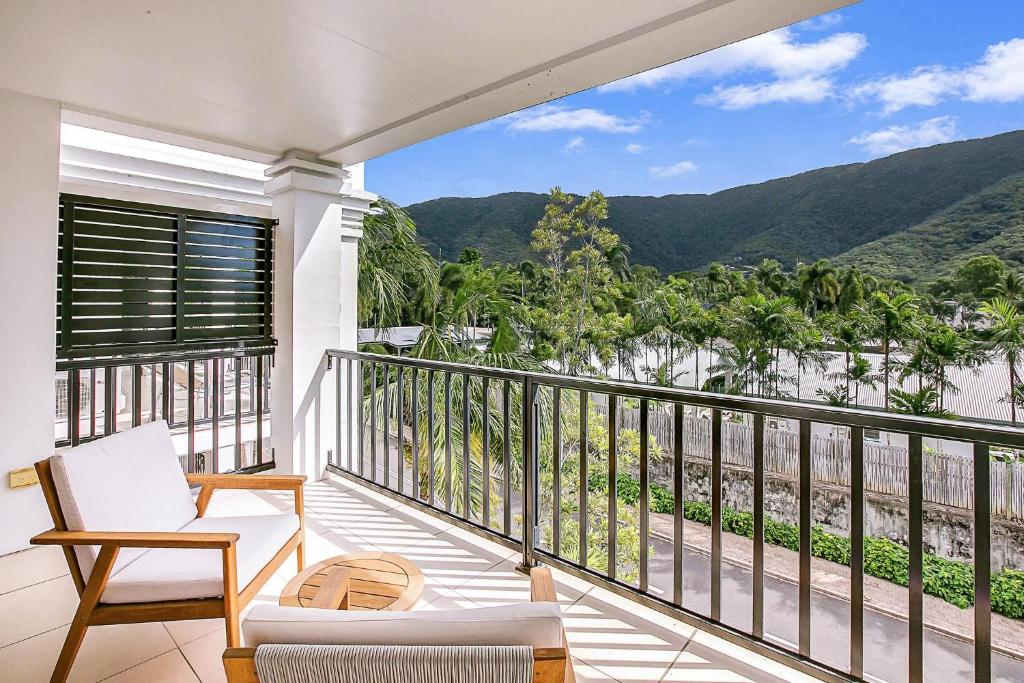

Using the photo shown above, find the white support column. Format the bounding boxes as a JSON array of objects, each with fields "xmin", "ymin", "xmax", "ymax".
[
  {"xmin": 265, "ymin": 151, "xmax": 374, "ymax": 479},
  {"xmin": 0, "ymin": 88, "xmax": 61, "ymax": 554}
]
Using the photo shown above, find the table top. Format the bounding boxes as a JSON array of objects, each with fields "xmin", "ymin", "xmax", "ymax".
[{"xmin": 279, "ymin": 551, "xmax": 424, "ymax": 611}]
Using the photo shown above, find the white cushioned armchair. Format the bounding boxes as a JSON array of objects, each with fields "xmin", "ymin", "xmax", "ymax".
[
  {"xmin": 223, "ymin": 567, "xmax": 575, "ymax": 683},
  {"xmin": 30, "ymin": 421, "xmax": 305, "ymax": 683}
]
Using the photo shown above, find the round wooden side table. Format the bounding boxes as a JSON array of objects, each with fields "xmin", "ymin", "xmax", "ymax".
[{"xmin": 279, "ymin": 551, "xmax": 424, "ymax": 611}]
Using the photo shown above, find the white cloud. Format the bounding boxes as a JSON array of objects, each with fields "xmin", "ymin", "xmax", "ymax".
[
  {"xmin": 563, "ymin": 136, "xmax": 586, "ymax": 153},
  {"xmin": 851, "ymin": 67, "xmax": 960, "ymax": 115},
  {"xmin": 697, "ymin": 75, "xmax": 834, "ymax": 110},
  {"xmin": 848, "ymin": 116, "xmax": 959, "ymax": 156},
  {"xmin": 797, "ymin": 13, "xmax": 844, "ymax": 32},
  {"xmin": 854, "ymin": 38, "xmax": 1024, "ymax": 114},
  {"xmin": 624, "ymin": 142, "xmax": 647, "ymax": 154},
  {"xmin": 963, "ymin": 38, "xmax": 1024, "ymax": 103},
  {"xmin": 503, "ymin": 104, "xmax": 648, "ymax": 133},
  {"xmin": 599, "ymin": 27, "xmax": 866, "ymax": 110},
  {"xmin": 649, "ymin": 160, "xmax": 697, "ymax": 178}
]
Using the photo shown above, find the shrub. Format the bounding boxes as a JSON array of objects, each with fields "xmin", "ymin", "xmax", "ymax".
[
  {"xmin": 993, "ymin": 569, "xmax": 1024, "ymax": 619},
  {"xmin": 611, "ymin": 472, "xmax": 1024, "ymax": 620}
]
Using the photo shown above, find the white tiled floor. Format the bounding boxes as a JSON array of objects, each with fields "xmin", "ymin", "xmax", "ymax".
[{"xmin": 0, "ymin": 475, "xmax": 818, "ymax": 682}]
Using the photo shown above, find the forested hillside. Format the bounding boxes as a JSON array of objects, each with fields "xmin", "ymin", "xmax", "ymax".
[
  {"xmin": 406, "ymin": 130, "xmax": 1024, "ymax": 274},
  {"xmin": 833, "ymin": 174, "xmax": 1024, "ymax": 285}
]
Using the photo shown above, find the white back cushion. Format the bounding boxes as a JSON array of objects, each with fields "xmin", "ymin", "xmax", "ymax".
[
  {"xmin": 243, "ymin": 603, "xmax": 563, "ymax": 649},
  {"xmin": 50, "ymin": 421, "xmax": 197, "ymax": 579}
]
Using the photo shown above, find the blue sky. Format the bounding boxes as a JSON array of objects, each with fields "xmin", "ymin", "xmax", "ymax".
[{"xmin": 368, "ymin": 1, "xmax": 1024, "ymax": 206}]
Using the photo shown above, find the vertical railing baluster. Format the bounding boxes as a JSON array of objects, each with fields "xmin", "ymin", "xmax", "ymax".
[
  {"xmin": 104, "ymin": 366, "xmax": 115, "ymax": 435},
  {"xmin": 151, "ymin": 363, "xmax": 158, "ymax": 422},
  {"xmin": 383, "ymin": 363, "xmax": 390, "ymax": 488},
  {"xmin": 608, "ymin": 394, "xmax": 618, "ymax": 581},
  {"xmin": 370, "ymin": 362, "xmax": 378, "ymax": 483},
  {"xmin": 673, "ymin": 402, "xmax": 683, "ymax": 605},
  {"xmin": 482, "ymin": 376, "xmax": 490, "ymax": 528},
  {"xmin": 444, "ymin": 372, "xmax": 453, "ymax": 512},
  {"xmin": 335, "ymin": 356, "xmax": 342, "ymax": 470},
  {"xmin": 503, "ymin": 380, "xmax": 512, "ymax": 537},
  {"xmin": 255, "ymin": 355, "xmax": 264, "ymax": 466},
  {"xmin": 753, "ymin": 413, "xmax": 765, "ymax": 639},
  {"xmin": 799, "ymin": 419, "xmax": 812, "ymax": 656},
  {"xmin": 358, "ymin": 361, "xmax": 366, "ymax": 477},
  {"xmin": 347, "ymin": 358, "xmax": 354, "ymax": 471},
  {"xmin": 411, "ymin": 369, "xmax": 420, "ymax": 498},
  {"xmin": 851, "ymin": 425, "xmax": 865, "ymax": 679},
  {"xmin": 519, "ymin": 375, "xmax": 537, "ymax": 570},
  {"xmin": 162, "ymin": 362, "xmax": 171, "ymax": 424},
  {"xmin": 132, "ymin": 365, "xmax": 142, "ymax": 428},
  {"xmin": 552, "ymin": 387, "xmax": 562, "ymax": 555},
  {"xmin": 579, "ymin": 389, "xmax": 589, "ymax": 569},
  {"xmin": 234, "ymin": 358, "xmax": 242, "ymax": 470},
  {"xmin": 89, "ymin": 368, "xmax": 96, "ymax": 437},
  {"xmin": 69, "ymin": 369, "xmax": 81, "ymax": 446},
  {"xmin": 212, "ymin": 358, "xmax": 220, "ymax": 473},
  {"xmin": 428, "ymin": 370, "xmax": 436, "ymax": 506},
  {"xmin": 974, "ymin": 442, "xmax": 991, "ymax": 683},
  {"xmin": 463, "ymin": 373, "xmax": 471, "ymax": 518},
  {"xmin": 187, "ymin": 361, "xmax": 196, "ymax": 473},
  {"xmin": 711, "ymin": 408, "xmax": 722, "ymax": 620},
  {"xmin": 397, "ymin": 365, "xmax": 405, "ymax": 495},
  {"xmin": 639, "ymin": 398, "xmax": 649, "ymax": 593},
  {"xmin": 909, "ymin": 433, "xmax": 923, "ymax": 683}
]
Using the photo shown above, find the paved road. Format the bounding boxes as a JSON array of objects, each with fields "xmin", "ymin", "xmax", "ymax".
[{"xmin": 643, "ymin": 535, "xmax": 1023, "ymax": 683}]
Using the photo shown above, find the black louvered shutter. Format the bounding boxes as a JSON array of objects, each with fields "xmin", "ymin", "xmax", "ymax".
[{"xmin": 56, "ymin": 194, "xmax": 274, "ymax": 359}]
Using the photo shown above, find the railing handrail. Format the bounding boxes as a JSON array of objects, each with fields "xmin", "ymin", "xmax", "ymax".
[
  {"xmin": 57, "ymin": 345, "xmax": 275, "ymax": 371},
  {"xmin": 327, "ymin": 349, "xmax": 1024, "ymax": 450}
]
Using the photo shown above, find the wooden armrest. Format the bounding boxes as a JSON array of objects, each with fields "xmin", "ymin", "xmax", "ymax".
[
  {"xmin": 530, "ymin": 567, "xmax": 557, "ymax": 603},
  {"xmin": 309, "ymin": 568, "xmax": 352, "ymax": 609},
  {"xmin": 30, "ymin": 529, "xmax": 238, "ymax": 549},
  {"xmin": 223, "ymin": 647, "xmax": 258, "ymax": 683},
  {"xmin": 186, "ymin": 473, "xmax": 306, "ymax": 491}
]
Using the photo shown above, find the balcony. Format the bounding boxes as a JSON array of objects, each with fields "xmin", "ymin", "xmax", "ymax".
[{"xmin": 0, "ymin": 476, "xmax": 816, "ymax": 682}]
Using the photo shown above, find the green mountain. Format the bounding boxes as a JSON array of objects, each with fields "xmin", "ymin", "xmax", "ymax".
[
  {"xmin": 405, "ymin": 130, "xmax": 1024, "ymax": 274},
  {"xmin": 833, "ymin": 173, "xmax": 1024, "ymax": 285}
]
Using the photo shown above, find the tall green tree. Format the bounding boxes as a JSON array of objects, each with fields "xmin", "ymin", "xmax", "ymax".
[
  {"xmin": 980, "ymin": 298, "xmax": 1024, "ymax": 424},
  {"xmin": 866, "ymin": 291, "xmax": 922, "ymax": 409}
]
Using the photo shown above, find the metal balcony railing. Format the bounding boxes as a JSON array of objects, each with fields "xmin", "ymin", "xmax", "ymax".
[
  {"xmin": 324, "ymin": 349, "xmax": 1024, "ymax": 683},
  {"xmin": 56, "ymin": 348, "xmax": 273, "ymax": 473}
]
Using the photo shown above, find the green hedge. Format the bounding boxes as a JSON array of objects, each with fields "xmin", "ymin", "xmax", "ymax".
[{"xmin": 610, "ymin": 474, "xmax": 1022, "ymax": 619}]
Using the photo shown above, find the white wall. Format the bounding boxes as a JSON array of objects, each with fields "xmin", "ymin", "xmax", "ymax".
[{"xmin": 0, "ymin": 89, "xmax": 61, "ymax": 554}]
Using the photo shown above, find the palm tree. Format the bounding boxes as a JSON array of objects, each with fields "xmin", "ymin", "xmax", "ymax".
[
  {"xmin": 986, "ymin": 272, "xmax": 1024, "ymax": 305},
  {"xmin": 795, "ymin": 259, "xmax": 840, "ymax": 315},
  {"xmin": 604, "ymin": 243, "xmax": 633, "ymax": 283},
  {"xmin": 918, "ymin": 325, "xmax": 981, "ymax": 411},
  {"xmin": 980, "ymin": 298, "xmax": 1024, "ymax": 424},
  {"xmin": 749, "ymin": 258, "xmax": 787, "ymax": 296},
  {"xmin": 358, "ymin": 198, "xmax": 439, "ymax": 329},
  {"xmin": 867, "ymin": 291, "xmax": 922, "ymax": 410},
  {"xmin": 889, "ymin": 387, "xmax": 956, "ymax": 419}
]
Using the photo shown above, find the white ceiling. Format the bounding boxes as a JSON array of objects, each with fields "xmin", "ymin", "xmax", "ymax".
[{"xmin": 0, "ymin": 0, "xmax": 853, "ymax": 164}]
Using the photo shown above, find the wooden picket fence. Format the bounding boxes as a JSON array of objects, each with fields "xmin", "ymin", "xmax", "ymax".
[{"xmin": 598, "ymin": 401, "xmax": 1024, "ymax": 520}]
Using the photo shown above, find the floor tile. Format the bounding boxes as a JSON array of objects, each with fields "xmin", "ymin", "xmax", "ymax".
[
  {"xmin": 0, "ymin": 621, "xmax": 177, "ymax": 683},
  {"xmin": 103, "ymin": 649, "xmax": 200, "ymax": 682},
  {"xmin": 163, "ymin": 619, "xmax": 224, "ymax": 648},
  {"xmin": 0, "ymin": 574, "xmax": 78, "ymax": 648},
  {"xmin": 0, "ymin": 545, "xmax": 69, "ymax": 596},
  {"xmin": 453, "ymin": 559, "xmax": 588, "ymax": 608},
  {"xmin": 678, "ymin": 630, "xmax": 820, "ymax": 683},
  {"xmin": 562, "ymin": 593, "xmax": 691, "ymax": 683},
  {"xmin": 180, "ymin": 628, "xmax": 228, "ymax": 683}
]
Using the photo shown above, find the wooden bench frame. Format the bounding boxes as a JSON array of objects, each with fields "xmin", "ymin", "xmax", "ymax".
[
  {"xmin": 30, "ymin": 460, "xmax": 306, "ymax": 683},
  {"xmin": 223, "ymin": 566, "xmax": 575, "ymax": 682}
]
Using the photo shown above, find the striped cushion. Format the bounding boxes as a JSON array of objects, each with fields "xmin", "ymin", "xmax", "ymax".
[{"xmin": 254, "ymin": 644, "xmax": 533, "ymax": 683}]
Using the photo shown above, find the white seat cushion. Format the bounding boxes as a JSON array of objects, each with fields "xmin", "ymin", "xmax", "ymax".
[
  {"xmin": 101, "ymin": 512, "xmax": 299, "ymax": 604},
  {"xmin": 242, "ymin": 602, "xmax": 563, "ymax": 649},
  {"xmin": 49, "ymin": 421, "xmax": 198, "ymax": 578}
]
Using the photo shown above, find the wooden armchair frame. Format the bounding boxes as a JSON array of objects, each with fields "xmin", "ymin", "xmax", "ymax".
[
  {"xmin": 30, "ymin": 459, "xmax": 306, "ymax": 683},
  {"xmin": 223, "ymin": 566, "xmax": 575, "ymax": 683}
]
